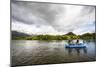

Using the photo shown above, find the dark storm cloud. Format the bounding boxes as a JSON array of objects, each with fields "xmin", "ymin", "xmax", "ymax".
[{"xmin": 12, "ymin": 1, "xmax": 65, "ymax": 25}]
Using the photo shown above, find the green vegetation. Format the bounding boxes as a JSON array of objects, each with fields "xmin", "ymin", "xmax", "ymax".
[
  {"xmin": 80, "ymin": 33, "xmax": 96, "ymax": 40},
  {"xmin": 12, "ymin": 32, "xmax": 96, "ymax": 40}
]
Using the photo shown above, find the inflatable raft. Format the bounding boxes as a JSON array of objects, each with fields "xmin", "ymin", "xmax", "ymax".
[{"xmin": 65, "ymin": 44, "xmax": 86, "ymax": 48}]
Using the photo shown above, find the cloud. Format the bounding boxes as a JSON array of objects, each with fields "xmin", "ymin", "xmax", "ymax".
[
  {"xmin": 52, "ymin": 5, "xmax": 95, "ymax": 33},
  {"xmin": 73, "ymin": 21, "xmax": 95, "ymax": 35},
  {"xmin": 11, "ymin": 1, "xmax": 96, "ymax": 35},
  {"xmin": 12, "ymin": 19, "xmax": 63, "ymax": 35},
  {"xmin": 12, "ymin": 1, "xmax": 64, "ymax": 25}
]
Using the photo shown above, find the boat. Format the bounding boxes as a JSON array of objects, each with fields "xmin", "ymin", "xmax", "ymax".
[{"xmin": 65, "ymin": 43, "xmax": 86, "ymax": 48}]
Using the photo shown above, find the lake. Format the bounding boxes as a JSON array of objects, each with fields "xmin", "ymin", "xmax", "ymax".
[{"xmin": 11, "ymin": 40, "xmax": 96, "ymax": 66}]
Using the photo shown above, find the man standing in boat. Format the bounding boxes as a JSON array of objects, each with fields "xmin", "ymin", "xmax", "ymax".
[
  {"xmin": 76, "ymin": 39, "xmax": 84, "ymax": 45},
  {"xmin": 76, "ymin": 39, "xmax": 80, "ymax": 45},
  {"xmin": 68, "ymin": 39, "xmax": 72, "ymax": 45}
]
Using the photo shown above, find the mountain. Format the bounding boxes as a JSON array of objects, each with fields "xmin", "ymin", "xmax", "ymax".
[
  {"xmin": 11, "ymin": 31, "xmax": 30, "ymax": 39},
  {"xmin": 64, "ymin": 32, "xmax": 76, "ymax": 35}
]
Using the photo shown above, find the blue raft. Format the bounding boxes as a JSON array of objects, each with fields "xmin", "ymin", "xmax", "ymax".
[{"xmin": 65, "ymin": 44, "xmax": 86, "ymax": 48}]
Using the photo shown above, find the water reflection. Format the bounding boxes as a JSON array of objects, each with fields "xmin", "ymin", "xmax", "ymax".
[{"xmin": 66, "ymin": 48, "xmax": 87, "ymax": 56}]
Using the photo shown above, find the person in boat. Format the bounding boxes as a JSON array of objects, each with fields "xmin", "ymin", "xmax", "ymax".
[
  {"xmin": 68, "ymin": 40, "xmax": 72, "ymax": 45},
  {"xmin": 76, "ymin": 39, "xmax": 80, "ymax": 45},
  {"xmin": 68, "ymin": 40, "xmax": 71, "ymax": 44}
]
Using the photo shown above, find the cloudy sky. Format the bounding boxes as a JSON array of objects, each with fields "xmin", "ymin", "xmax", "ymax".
[{"xmin": 11, "ymin": 1, "xmax": 96, "ymax": 35}]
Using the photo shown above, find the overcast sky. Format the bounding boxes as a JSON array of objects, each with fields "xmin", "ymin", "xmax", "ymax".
[{"xmin": 11, "ymin": 1, "xmax": 95, "ymax": 35}]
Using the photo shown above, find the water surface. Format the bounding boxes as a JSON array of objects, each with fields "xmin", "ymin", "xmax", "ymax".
[{"xmin": 11, "ymin": 40, "xmax": 96, "ymax": 66}]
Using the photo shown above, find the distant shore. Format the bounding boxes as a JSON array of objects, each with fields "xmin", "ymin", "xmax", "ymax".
[{"xmin": 12, "ymin": 32, "xmax": 95, "ymax": 40}]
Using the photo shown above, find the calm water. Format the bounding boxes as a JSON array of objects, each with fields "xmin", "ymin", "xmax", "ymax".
[{"xmin": 11, "ymin": 40, "xmax": 96, "ymax": 66}]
